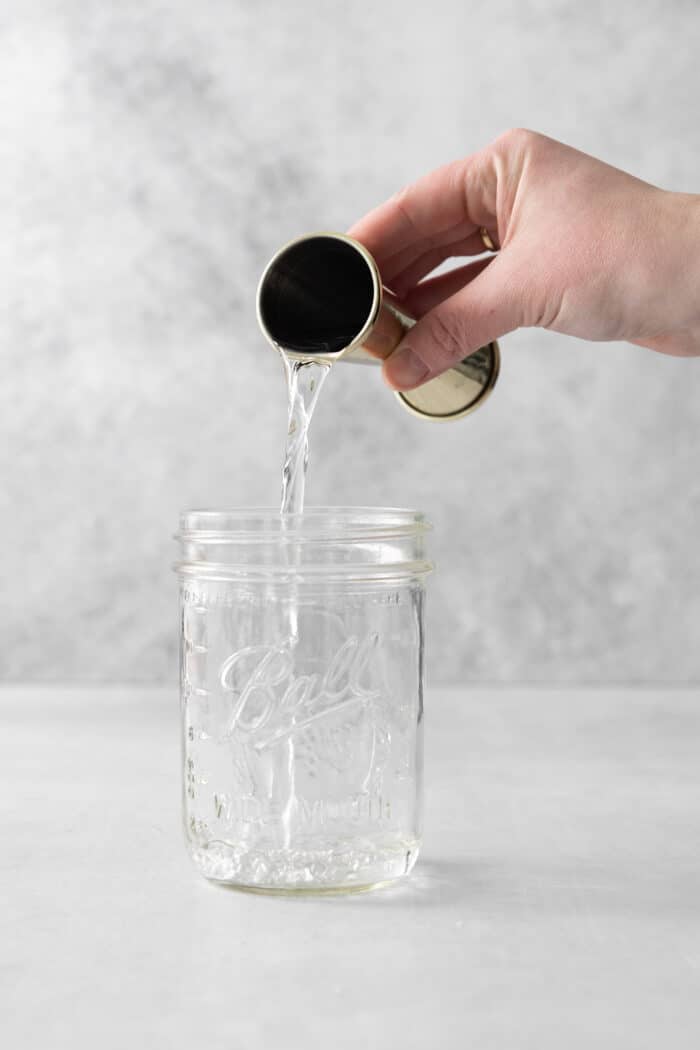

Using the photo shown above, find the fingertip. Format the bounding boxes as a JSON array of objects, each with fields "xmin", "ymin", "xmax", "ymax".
[
  {"xmin": 382, "ymin": 346, "xmax": 431, "ymax": 391},
  {"xmin": 381, "ymin": 360, "xmax": 402, "ymax": 391}
]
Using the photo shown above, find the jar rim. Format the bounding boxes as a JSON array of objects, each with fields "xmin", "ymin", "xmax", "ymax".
[
  {"xmin": 176, "ymin": 506, "xmax": 431, "ymax": 544},
  {"xmin": 174, "ymin": 507, "xmax": 433, "ymax": 581}
]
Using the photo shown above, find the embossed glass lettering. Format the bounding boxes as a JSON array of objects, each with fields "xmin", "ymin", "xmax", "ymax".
[{"xmin": 218, "ymin": 633, "xmax": 381, "ymax": 748}]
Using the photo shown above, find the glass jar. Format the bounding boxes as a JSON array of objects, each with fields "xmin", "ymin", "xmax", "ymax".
[{"xmin": 174, "ymin": 507, "xmax": 432, "ymax": 894}]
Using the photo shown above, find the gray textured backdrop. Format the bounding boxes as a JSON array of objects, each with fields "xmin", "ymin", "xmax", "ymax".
[{"xmin": 2, "ymin": 0, "xmax": 699, "ymax": 684}]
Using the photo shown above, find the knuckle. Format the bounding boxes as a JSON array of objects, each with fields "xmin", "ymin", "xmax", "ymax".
[
  {"xmin": 494, "ymin": 127, "xmax": 541, "ymax": 154},
  {"xmin": 424, "ymin": 310, "xmax": 467, "ymax": 367},
  {"xmin": 389, "ymin": 182, "xmax": 411, "ymax": 207},
  {"xmin": 389, "ymin": 184, "xmax": 419, "ymax": 233}
]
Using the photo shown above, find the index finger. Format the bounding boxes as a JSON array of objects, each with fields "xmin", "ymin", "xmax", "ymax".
[{"xmin": 347, "ymin": 149, "xmax": 498, "ymax": 268}]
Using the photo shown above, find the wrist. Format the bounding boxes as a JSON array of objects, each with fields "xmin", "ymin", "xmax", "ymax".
[{"xmin": 659, "ymin": 190, "xmax": 700, "ymax": 353}]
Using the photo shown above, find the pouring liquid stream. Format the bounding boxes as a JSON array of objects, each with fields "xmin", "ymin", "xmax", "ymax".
[
  {"xmin": 274, "ymin": 351, "xmax": 332, "ymax": 848},
  {"xmin": 280, "ymin": 354, "xmax": 331, "ymax": 516}
]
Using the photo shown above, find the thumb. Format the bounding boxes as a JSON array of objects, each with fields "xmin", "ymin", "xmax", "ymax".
[{"xmin": 382, "ymin": 257, "xmax": 524, "ymax": 390}]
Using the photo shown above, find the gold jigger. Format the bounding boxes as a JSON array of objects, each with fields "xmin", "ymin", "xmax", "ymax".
[{"xmin": 256, "ymin": 232, "xmax": 500, "ymax": 421}]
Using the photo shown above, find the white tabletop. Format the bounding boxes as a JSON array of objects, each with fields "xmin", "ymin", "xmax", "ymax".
[{"xmin": 2, "ymin": 685, "xmax": 699, "ymax": 1049}]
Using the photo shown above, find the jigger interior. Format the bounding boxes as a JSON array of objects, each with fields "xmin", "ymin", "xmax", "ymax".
[{"xmin": 257, "ymin": 234, "xmax": 381, "ymax": 358}]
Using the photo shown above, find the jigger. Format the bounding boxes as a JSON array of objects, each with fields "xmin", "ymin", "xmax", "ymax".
[{"xmin": 256, "ymin": 232, "xmax": 500, "ymax": 421}]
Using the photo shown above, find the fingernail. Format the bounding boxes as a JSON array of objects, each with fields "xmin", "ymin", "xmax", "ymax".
[{"xmin": 384, "ymin": 346, "xmax": 430, "ymax": 390}]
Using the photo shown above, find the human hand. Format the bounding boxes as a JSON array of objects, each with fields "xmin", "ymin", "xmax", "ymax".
[{"xmin": 347, "ymin": 129, "xmax": 700, "ymax": 390}]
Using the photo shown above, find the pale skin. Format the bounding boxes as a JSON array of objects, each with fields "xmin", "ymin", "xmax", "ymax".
[{"xmin": 347, "ymin": 129, "xmax": 700, "ymax": 391}]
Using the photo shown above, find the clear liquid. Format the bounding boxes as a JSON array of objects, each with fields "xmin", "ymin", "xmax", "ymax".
[{"xmin": 280, "ymin": 355, "xmax": 331, "ymax": 516}]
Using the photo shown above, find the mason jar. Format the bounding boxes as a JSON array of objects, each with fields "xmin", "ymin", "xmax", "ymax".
[{"xmin": 174, "ymin": 508, "xmax": 432, "ymax": 894}]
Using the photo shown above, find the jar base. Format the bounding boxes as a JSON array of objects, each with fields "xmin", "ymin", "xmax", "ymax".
[
  {"xmin": 208, "ymin": 878, "xmax": 401, "ymax": 897},
  {"xmin": 187, "ymin": 836, "xmax": 421, "ymax": 895}
]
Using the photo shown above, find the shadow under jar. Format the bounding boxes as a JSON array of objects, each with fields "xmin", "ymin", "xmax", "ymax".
[{"xmin": 174, "ymin": 508, "xmax": 432, "ymax": 894}]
